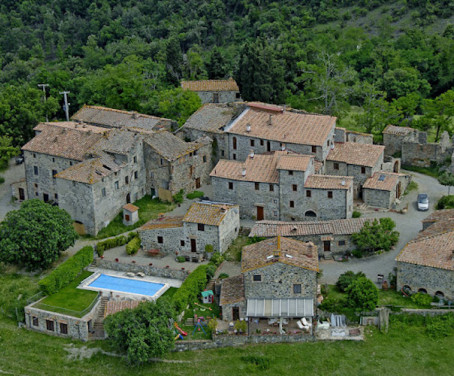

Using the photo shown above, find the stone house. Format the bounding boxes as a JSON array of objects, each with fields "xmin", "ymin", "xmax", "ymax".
[
  {"xmin": 382, "ymin": 124, "xmax": 417, "ymax": 157},
  {"xmin": 396, "ymin": 213, "xmax": 454, "ymax": 301},
  {"xmin": 143, "ymin": 130, "xmax": 212, "ymax": 201},
  {"xmin": 224, "ymin": 102, "xmax": 337, "ymax": 162},
  {"xmin": 362, "ymin": 172, "xmax": 411, "ymax": 209},
  {"xmin": 249, "ymin": 218, "xmax": 368, "ymax": 258},
  {"xmin": 181, "ymin": 78, "xmax": 241, "ymax": 104},
  {"xmin": 220, "ymin": 237, "xmax": 318, "ymax": 322},
  {"xmin": 210, "ymin": 151, "xmax": 353, "ymax": 221},
  {"xmin": 138, "ymin": 201, "xmax": 240, "ymax": 261},
  {"xmin": 325, "ymin": 142, "xmax": 385, "ymax": 198},
  {"xmin": 421, "ymin": 209, "xmax": 454, "ymax": 231},
  {"xmin": 334, "ymin": 127, "xmax": 373, "ymax": 144}
]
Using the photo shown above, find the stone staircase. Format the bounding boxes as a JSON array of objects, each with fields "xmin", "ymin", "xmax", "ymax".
[{"xmin": 91, "ymin": 297, "xmax": 108, "ymax": 339}]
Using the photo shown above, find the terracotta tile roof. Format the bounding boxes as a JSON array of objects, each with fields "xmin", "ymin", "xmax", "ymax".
[
  {"xmin": 226, "ymin": 105, "xmax": 336, "ymax": 146},
  {"xmin": 72, "ymin": 105, "xmax": 173, "ymax": 131},
  {"xmin": 396, "ymin": 230, "xmax": 454, "ymax": 271},
  {"xmin": 250, "ymin": 218, "xmax": 368, "ymax": 238},
  {"xmin": 34, "ymin": 121, "xmax": 106, "ymax": 134},
  {"xmin": 314, "ymin": 160, "xmax": 323, "ymax": 173},
  {"xmin": 422, "ymin": 209, "xmax": 454, "ymax": 224},
  {"xmin": 304, "ymin": 175, "xmax": 352, "ymax": 190},
  {"xmin": 276, "ymin": 155, "xmax": 313, "ymax": 172},
  {"xmin": 182, "ymin": 103, "xmax": 244, "ymax": 134},
  {"xmin": 418, "ymin": 219, "xmax": 454, "ymax": 238},
  {"xmin": 327, "ymin": 142, "xmax": 384, "ymax": 167},
  {"xmin": 363, "ymin": 172, "xmax": 402, "ymax": 191},
  {"xmin": 181, "ymin": 78, "xmax": 239, "ymax": 92},
  {"xmin": 183, "ymin": 202, "xmax": 237, "ymax": 226},
  {"xmin": 22, "ymin": 124, "xmax": 104, "ymax": 161},
  {"xmin": 242, "ymin": 237, "xmax": 319, "ymax": 272},
  {"xmin": 383, "ymin": 124, "xmax": 415, "ymax": 135},
  {"xmin": 219, "ymin": 275, "xmax": 245, "ymax": 306},
  {"xmin": 104, "ymin": 300, "xmax": 141, "ymax": 317},
  {"xmin": 138, "ymin": 216, "xmax": 184, "ymax": 230},
  {"xmin": 90, "ymin": 128, "xmax": 138, "ymax": 156},
  {"xmin": 144, "ymin": 131, "xmax": 210, "ymax": 161},
  {"xmin": 123, "ymin": 204, "xmax": 139, "ymax": 212}
]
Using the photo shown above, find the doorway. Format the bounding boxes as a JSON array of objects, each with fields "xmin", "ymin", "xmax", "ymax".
[
  {"xmin": 195, "ymin": 177, "xmax": 201, "ymax": 189},
  {"xmin": 323, "ymin": 241, "xmax": 331, "ymax": 253},
  {"xmin": 19, "ymin": 188, "xmax": 25, "ymax": 201},
  {"xmin": 267, "ymin": 141, "xmax": 271, "ymax": 152},
  {"xmin": 126, "ymin": 193, "xmax": 131, "ymax": 203},
  {"xmin": 232, "ymin": 307, "xmax": 240, "ymax": 321},
  {"xmin": 256, "ymin": 206, "xmax": 264, "ymax": 221},
  {"xmin": 191, "ymin": 239, "xmax": 197, "ymax": 253}
]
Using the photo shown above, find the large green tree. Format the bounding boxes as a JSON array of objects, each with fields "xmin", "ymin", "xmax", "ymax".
[
  {"xmin": 351, "ymin": 217, "xmax": 399, "ymax": 254},
  {"xmin": 0, "ymin": 136, "xmax": 18, "ymax": 169},
  {"xmin": 346, "ymin": 277, "xmax": 378, "ymax": 312},
  {"xmin": 0, "ymin": 200, "xmax": 78, "ymax": 270},
  {"xmin": 104, "ymin": 299, "xmax": 175, "ymax": 364}
]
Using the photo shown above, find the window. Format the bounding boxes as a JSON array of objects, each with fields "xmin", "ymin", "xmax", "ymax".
[
  {"xmin": 134, "ymin": 171, "xmax": 138, "ymax": 179},
  {"xmin": 327, "ymin": 140, "xmax": 329, "ymax": 147},
  {"xmin": 180, "ymin": 240, "xmax": 185, "ymax": 246},
  {"xmin": 198, "ymin": 223, "xmax": 205, "ymax": 231},
  {"xmin": 292, "ymin": 184, "xmax": 297, "ymax": 192},
  {"xmin": 43, "ymin": 193, "xmax": 49, "ymax": 202},
  {"xmin": 253, "ymin": 274, "xmax": 262, "ymax": 282},
  {"xmin": 157, "ymin": 236, "xmax": 163, "ymax": 244},
  {"xmin": 232, "ymin": 153, "xmax": 236, "ymax": 160},
  {"xmin": 334, "ymin": 162, "xmax": 339, "ymax": 170},
  {"xmin": 288, "ymin": 170, "xmax": 293, "ymax": 176},
  {"xmin": 52, "ymin": 169, "xmax": 57, "ymax": 178},
  {"xmin": 35, "ymin": 192, "xmax": 39, "ymax": 196},
  {"xmin": 115, "ymin": 181, "xmax": 119, "ymax": 189},
  {"xmin": 54, "ymin": 193, "xmax": 58, "ymax": 200},
  {"xmin": 228, "ymin": 182, "xmax": 233, "ymax": 190},
  {"xmin": 338, "ymin": 240, "xmax": 346, "ymax": 246},
  {"xmin": 34, "ymin": 183, "xmax": 38, "ymax": 188},
  {"xmin": 274, "ymin": 211, "xmax": 278, "ymax": 216},
  {"xmin": 46, "ymin": 320, "xmax": 54, "ymax": 331},
  {"xmin": 125, "ymin": 176, "xmax": 129, "ymax": 185},
  {"xmin": 260, "ymin": 140, "xmax": 264, "ymax": 146},
  {"xmin": 133, "ymin": 156, "xmax": 137, "ymax": 163},
  {"xmin": 328, "ymin": 191, "xmax": 333, "ymax": 199},
  {"xmin": 32, "ymin": 316, "xmax": 38, "ymax": 326},
  {"xmin": 70, "ymin": 161, "xmax": 73, "ymax": 166},
  {"xmin": 221, "ymin": 150, "xmax": 225, "ymax": 157},
  {"xmin": 361, "ymin": 166, "xmax": 366, "ymax": 174},
  {"xmin": 250, "ymin": 139, "xmax": 255, "ymax": 147},
  {"xmin": 203, "ymin": 156, "xmax": 207, "ymax": 163},
  {"xmin": 290, "ymin": 200, "xmax": 295, "ymax": 208},
  {"xmin": 52, "ymin": 157, "xmax": 55, "ymax": 162},
  {"xmin": 293, "ymin": 284, "xmax": 302, "ymax": 294},
  {"xmin": 33, "ymin": 166, "xmax": 38, "ymax": 175},
  {"xmin": 232, "ymin": 137, "xmax": 237, "ymax": 150},
  {"xmin": 33, "ymin": 153, "xmax": 36, "ymax": 158},
  {"xmin": 255, "ymin": 182, "xmax": 260, "ymax": 191},
  {"xmin": 59, "ymin": 322, "xmax": 68, "ymax": 334},
  {"xmin": 269, "ymin": 184, "xmax": 274, "ymax": 192},
  {"xmin": 160, "ymin": 158, "xmax": 164, "ymax": 165},
  {"xmin": 306, "ymin": 190, "xmax": 311, "ymax": 198},
  {"xmin": 312, "ymin": 146, "xmax": 316, "ymax": 153}
]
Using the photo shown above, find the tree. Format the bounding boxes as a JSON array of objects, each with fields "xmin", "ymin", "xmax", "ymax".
[
  {"xmin": 0, "ymin": 136, "xmax": 18, "ymax": 169},
  {"xmin": 0, "ymin": 200, "xmax": 78, "ymax": 270},
  {"xmin": 346, "ymin": 277, "xmax": 378, "ymax": 312},
  {"xmin": 438, "ymin": 172, "xmax": 454, "ymax": 195},
  {"xmin": 351, "ymin": 218, "xmax": 399, "ymax": 254},
  {"xmin": 336, "ymin": 271, "xmax": 366, "ymax": 293},
  {"xmin": 206, "ymin": 47, "xmax": 228, "ymax": 79},
  {"xmin": 421, "ymin": 90, "xmax": 454, "ymax": 141},
  {"xmin": 104, "ymin": 299, "xmax": 175, "ymax": 364}
]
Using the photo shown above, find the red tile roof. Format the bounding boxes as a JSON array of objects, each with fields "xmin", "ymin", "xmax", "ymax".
[
  {"xmin": 219, "ymin": 275, "xmax": 245, "ymax": 305},
  {"xmin": 183, "ymin": 202, "xmax": 237, "ymax": 226},
  {"xmin": 181, "ymin": 78, "xmax": 239, "ymax": 92},
  {"xmin": 304, "ymin": 175, "xmax": 353, "ymax": 190},
  {"xmin": 123, "ymin": 204, "xmax": 139, "ymax": 212},
  {"xmin": 363, "ymin": 172, "xmax": 403, "ymax": 191},
  {"xmin": 138, "ymin": 216, "xmax": 184, "ymax": 230},
  {"xmin": 327, "ymin": 142, "xmax": 384, "ymax": 167}
]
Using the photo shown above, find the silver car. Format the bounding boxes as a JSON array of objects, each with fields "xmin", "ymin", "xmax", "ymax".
[{"xmin": 417, "ymin": 193, "xmax": 429, "ymax": 211}]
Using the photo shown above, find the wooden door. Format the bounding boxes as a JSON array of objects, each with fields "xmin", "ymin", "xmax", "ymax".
[
  {"xmin": 191, "ymin": 239, "xmax": 197, "ymax": 253},
  {"xmin": 257, "ymin": 206, "xmax": 264, "ymax": 221},
  {"xmin": 232, "ymin": 307, "xmax": 240, "ymax": 321},
  {"xmin": 18, "ymin": 188, "xmax": 25, "ymax": 200},
  {"xmin": 323, "ymin": 241, "xmax": 331, "ymax": 252},
  {"xmin": 267, "ymin": 141, "xmax": 271, "ymax": 152},
  {"xmin": 195, "ymin": 178, "xmax": 201, "ymax": 188}
]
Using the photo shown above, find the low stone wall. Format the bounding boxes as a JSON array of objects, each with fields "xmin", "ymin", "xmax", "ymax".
[
  {"xmin": 94, "ymin": 259, "xmax": 189, "ymax": 280},
  {"xmin": 173, "ymin": 333, "xmax": 314, "ymax": 351}
]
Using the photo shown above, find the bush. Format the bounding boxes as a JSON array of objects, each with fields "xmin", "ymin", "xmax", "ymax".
[
  {"xmin": 336, "ymin": 271, "xmax": 366, "ymax": 292},
  {"xmin": 96, "ymin": 235, "xmax": 129, "ymax": 256},
  {"xmin": 126, "ymin": 236, "xmax": 141, "ymax": 255},
  {"xmin": 38, "ymin": 246, "xmax": 94, "ymax": 295},
  {"xmin": 176, "ymin": 256, "xmax": 186, "ymax": 263},
  {"xmin": 172, "ymin": 265, "xmax": 208, "ymax": 313},
  {"xmin": 210, "ymin": 251, "xmax": 224, "ymax": 266},
  {"xmin": 205, "ymin": 244, "xmax": 214, "ymax": 253},
  {"xmin": 218, "ymin": 273, "xmax": 229, "ymax": 279},
  {"xmin": 234, "ymin": 319, "xmax": 247, "ymax": 333},
  {"xmin": 0, "ymin": 176, "xmax": 4, "ymax": 184},
  {"xmin": 186, "ymin": 191, "xmax": 204, "ymax": 200},
  {"xmin": 352, "ymin": 249, "xmax": 363, "ymax": 258},
  {"xmin": 411, "ymin": 292, "xmax": 433, "ymax": 307},
  {"xmin": 426, "ymin": 314, "xmax": 454, "ymax": 338},
  {"xmin": 346, "ymin": 277, "xmax": 378, "ymax": 312},
  {"xmin": 404, "ymin": 181, "xmax": 418, "ymax": 195},
  {"xmin": 352, "ymin": 211, "xmax": 361, "ymax": 218},
  {"xmin": 206, "ymin": 264, "xmax": 217, "ymax": 279},
  {"xmin": 352, "ymin": 218, "xmax": 399, "ymax": 254},
  {"xmin": 173, "ymin": 189, "xmax": 184, "ymax": 204},
  {"xmin": 436, "ymin": 195, "xmax": 454, "ymax": 209}
]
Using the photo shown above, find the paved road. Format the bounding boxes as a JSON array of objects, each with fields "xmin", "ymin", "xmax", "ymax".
[{"xmin": 319, "ymin": 171, "xmax": 447, "ymax": 284}]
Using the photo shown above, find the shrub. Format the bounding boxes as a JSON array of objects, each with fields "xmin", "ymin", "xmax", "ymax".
[
  {"xmin": 352, "ymin": 249, "xmax": 363, "ymax": 258},
  {"xmin": 208, "ymin": 317, "xmax": 218, "ymax": 332},
  {"xmin": 126, "ymin": 236, "xmax": 141, "ymax": 255},
  {"xmin": 172, "ymin": 265, "xmax": 208, "ymax": 313},
  {"xmin": 210, "ymin": 251, "xmax": 224, "ymax": 266},
  {"xmin": 186, "ymin": 191, "xmax": 204, "ymax": 200},
  {"xmin": 176, "ymin": 256, "xmax": 186, "ymax": 263},
  {"xmin": 336, "ymin": 271, "xmax": 366, "ymax": 292},
  {"xmin": 346, "ymin": 277, "xmax": 378, "ymax": 312},
  {"xmin": 411, "ymin": 292, "xmax": 433, "ymax": 307},
  {"xmin": 218, "ymin": 273, "xmax": 229, "ymax": 279},
  {"xmin": 436, "ymin": 195, "xmax": 454, "ymax": 209},
  {"xmin": 352, "ymin": 218, "xmax": 399, "ymax": 253},
  {"xmin": 205, "ymin": 244, "xmax": 214, "ymax": 253},
  {"xmin": 426, "ymin": 314, "xmax": 454, "ymax": 338},
  {"xmin": 205, "ymin": 264, "xmax": 217, "ymax": 279},
  {"xmin": 234, "ymin": 319, "xmax": 247, "ymax": 333},
  {"xmin": 241, "ymin": 355, "xmax": 270, "ymax": 370},
  {"xmin": 38, "ymin": 246, "xmax": 94, "ymax": 295},
  {"xmin": 173, "ymin": 189, "xmax": 184, "ymax": 204},
  {"xmin": 0, "ymin": 176, "xmax": 4, "ymax": 184},
  {"xmin": 403, "ymin": 181, "xmax": 418, "ymax": 195},
  {"xmin": 96, "ymin": 235, "xmax": 129, "ymax": 255},
  {"xmin": 352, "ymin": 211, "xmax": 361, "ymax": 218}
]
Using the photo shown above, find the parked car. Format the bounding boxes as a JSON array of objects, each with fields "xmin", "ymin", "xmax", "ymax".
[
  {"xmin": 417, "ymin": 193, "xmax": 429, "ymax": 211},
  {"xmin": 15, "ymin": 154, "xmax": 24, "ymax": 164}
]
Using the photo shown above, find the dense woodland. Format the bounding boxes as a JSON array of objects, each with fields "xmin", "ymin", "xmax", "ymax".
[{"xmin": 0, "ymin": 0, "xmax": 454, "ymax": 155}]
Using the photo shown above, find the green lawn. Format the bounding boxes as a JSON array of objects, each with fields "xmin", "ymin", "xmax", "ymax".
[
  {"xmin": 35, "ymin": 271, "xmax": 98, "ymax": 317},
  {"xmin": 96, "ymin": 195, "xmax": 175, "ymax": 239}
]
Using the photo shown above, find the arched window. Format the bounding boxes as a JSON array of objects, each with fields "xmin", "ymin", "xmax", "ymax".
[
  {"xmin": 418, "ymin": 288, "xmax": 427, "ymax": 294},
  {"xmin": 435, "ymin": 291, "xmax": 444, "ymax": 298},
  {"xmin": 305, "ymin": 210, "xmax": 317, "ymax": 218}
]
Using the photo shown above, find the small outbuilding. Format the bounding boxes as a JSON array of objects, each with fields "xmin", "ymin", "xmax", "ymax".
[
  {"xmin": 201, "ymin": 290, "xmax": 214, "ymax": 304},
  {"xmin": 362, "ymin": 172, "xmax": 411, "ymax": 209},
  {"xmin": 123, "ymin": 204, "xmax": 139, "ymax": 226}
]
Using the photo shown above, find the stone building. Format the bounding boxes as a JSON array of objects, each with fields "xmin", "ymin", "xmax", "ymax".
[
  {"xmin": 210, "ymin": 151, "xmax": 353, "ymax": 221},
  {"xmin": 334, "ymin": 127, "xmax": 374, "ymax": 144},
  {"xmin": 362, "ymin": 172, "xmax": 411, "ymax": 209},
  {"xmin": 249, "ymin": 218, "xmax": 368, "ymax": 258},
  {"xmin": 181, "ymin": 78, "xmax": 241, "ymax": 104},
  {"xmin": 220, "ymin": 237, "xmax": 318, "ymax": 322},
  {"xmin": 138, "ymin": 201, "xmax": 240, "ymax": 261},
  {"xmin": 382, "ymin": 125, "xmax": 417, "ymax": 157},
  {"xmin": 325, "ymin": 142, "xmax": 385, "ymax": 198},
  {"xmin": 396, "ymin": 213, "xmax": 454, "ymax": 301},
  {"xmin": 224, "ymin": 102, "xmax": 337, "ymax": 162},
  {"xmin": 421, "ymin": 209, "xmax": 454, "ymax": 231}
]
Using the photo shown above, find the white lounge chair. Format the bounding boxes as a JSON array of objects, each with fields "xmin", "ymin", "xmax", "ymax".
[
  {"xmin": 302, "ymin": 317, "xmax": 312, "ymax": 327},
  {"xmin": 318, "ymin": 321, "xmax": 330, "ymax": 330},
  {"xmin": 297, "ymin": 320, "xmax": 310, "ymax": 331}
]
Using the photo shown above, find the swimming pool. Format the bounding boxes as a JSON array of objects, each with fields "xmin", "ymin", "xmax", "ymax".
[{"xmin": 86, "ymin": 274, "xmax": 166, "ymax": 297}]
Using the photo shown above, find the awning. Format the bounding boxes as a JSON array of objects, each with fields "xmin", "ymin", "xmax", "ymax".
[{"xmin": 246, "ymin": 298, "xmax": 314, "ymax": 318}]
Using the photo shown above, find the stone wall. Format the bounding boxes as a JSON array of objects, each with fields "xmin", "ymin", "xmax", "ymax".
[
  {"xmin": 218, "ymin": 205, "xmax": 240, "ymax": 253},
  {"xmin": 244, "ymin": 263, "xmax": 317, "ymax": 300},
  {"xmin": 10, "ymin": 179, "xmax": 27, "ymax": 202},
  {"xmin": 396, "ymin": 261, "xmax": 454, "ymax": 300},
  {"xmin": 95, "ymin": 259, "xmax": 189, "ymax": 280},
  {"xmin": 345, "ymin": 131, "xmax": 373, "ymax": 144},
  {"xmin": 402, "ymin": 139, "xmax": 449, "ymax": 167},
  {"xmin": 139, "ymin": 226, "xmax": 185, "ymax": 255},
  {"xmin": 363, "ymin": 188, "xmax": 393, "ymax": 209},
  {"xmin": 221, "ymin": 301, "xmax": 247, "ymax": 322},
  {"xmin": 383, "ymin": 133, "xmax": 407, "ymax": 157},
  {"xmin": 195, "ymin": 91, "xmax": 239, "ymax": 104},
  {"xmin": 182, "ymin": 129, "xmax": 228, "ymax": 164}
]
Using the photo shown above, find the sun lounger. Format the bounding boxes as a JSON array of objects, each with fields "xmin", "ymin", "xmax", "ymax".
[
  {"xmin": 297, "ymin": 320, "xmax": 310, "ymax": 331},
  {"xmin": 136, "ymin": 272, "xmax": 145, "ymax": 277},
  {"xmin": 318, "ymin": 321, "xmax": 330, "ymax": 330},
  {"xmin": 125, "ymin": 272, "xmax": 135, "ymax": 277},
  {"xmin": 302, "ymin": 317, "xmax": 312, "ymax": 327}
]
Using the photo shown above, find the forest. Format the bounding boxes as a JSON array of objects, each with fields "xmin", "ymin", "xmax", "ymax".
[{"xmin": 0, "ymin": 0, "xmax": 454, "ymax": 156}]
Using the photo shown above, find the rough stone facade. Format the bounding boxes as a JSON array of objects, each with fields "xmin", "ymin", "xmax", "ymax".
[
  {"xmin": 195, "ymin": 91, "xmax": 240, "ymax": 104},
  {"xmin": 221, "ymin": 301, "xmax": 247, "ymax": 322},
  {"xmin": 10, "ymin": 178, "xmax": 28, "ymax": 202},
  {"xmin": 363, "ymin": 174, "xmax": 410, "ymax": 209}
]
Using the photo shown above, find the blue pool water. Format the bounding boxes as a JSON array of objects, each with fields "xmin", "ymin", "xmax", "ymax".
[{"xmin": 88, "ymin": 274, "xmax": 165, "ymax": 297}]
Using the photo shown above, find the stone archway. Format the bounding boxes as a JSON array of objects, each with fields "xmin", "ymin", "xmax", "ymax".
[
  {"xmin": 305, "ymin": 210, "xmax": 317, "ymax": 218},
  {"xmin": 418, "ymin": 288, "xmax": 427, "ymax": 294},
  {"xmin": 393, "ymin": 160, "xmax": 400, "ymax": 173}
]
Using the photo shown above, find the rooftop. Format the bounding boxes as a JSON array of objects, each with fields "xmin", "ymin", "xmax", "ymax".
[
  {"xmin": 241, "ymin": 237, "xmax": 319, "ymax": 273},
  {"xmin": 138, "ymin": 216, "xmax": 184, "ymax": 230},
  {"xmin": 383, "ymin": 124, "xmax": 415, "ymax": 135},
  {"xmin": 276, "ymin": 154, "xmax": 313, "ymax": 172},
  {"xmin": 183, "ymin": 202, "xmax": 237, "ymax": 226},
  {"xmin": 326, "ymin": 142, "xmax": 385, "ymax": 167},
  {"xmin": 304, "ymin": 175, "xmax": 353, "ymax": 190},
  {"xmin": 226, "ymin": 103, "xmax": 336, "ymax": 147},
  {"xmin": 363, "ymin": 172, "xmax": 402, "ymax": 192},
  {"xmin": 181, "ymin": 78, "xmax": 239, "ymax": 92},
  {"xmin": 249, "ymin": 218, "xmax": 368, "ymax": 238},
  {"xmin": 422, "ymin": 209, "xmax": 454, "ymax": 224},
  {"xmin": 123, "ymin": 203, "xmax": 139, "ymax": 212},
  {"xmin": 34, "ymin": 121, "xmax": 106, "ymax": 134},
  {"xmin": 219, "ymin": 275, "xmax": 245, "ymax": 306}
]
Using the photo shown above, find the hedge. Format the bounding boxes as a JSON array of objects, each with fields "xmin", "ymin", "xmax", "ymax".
[
  {"xmin": 38, "ymin": 246, "xmax": 94, "ymax": 295},
  {"xmin": 126, "ymin": 236, "xmax": 141, "ymax": 255},
  {"xmin": 172, "ymin": 265, "xmax": 208, "ymax": 313},
  {"xmin": 96, "ymin": 232, "xmax": 137, "ymax": 256}
]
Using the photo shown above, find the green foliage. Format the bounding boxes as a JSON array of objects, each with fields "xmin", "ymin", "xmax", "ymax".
[
  {"xmin": 172, "ymin": 189, "xmax": 184, "ymax": 204},
  {"xmin": 38, "ymin": 246, "xmax": 93, "ymax": 295},
  {"xmin": 104, "ymin": 299, "xmax": 176, "ymax": 364},
  {"xmin": 172, "ymin": 265, "xmax": 208, "ymax": 313},
  {"xmin": 336, "ymin": 271, "xmax": 366, "ymax": 292},
  {"xmin": 426, "ymin": 314, "xmax": 454, "ymax": 338},
  {"xmin": 346, "ymin": 277, "xmax": 378, "ymax": 312},
  {"xmin": 0, "ymin": 176, "xmax": 4, "ymax": 184},
  {"xmin": 96, "ymin": 234, "xmax": 130, "ymax": 256},
  {"xmin": 205, "ymin": 244, "xmax": 214, "ymax": 253},
  {"xmin": 241, "ymin": 355, "xmax": 271, "ymax": 371},
  {"xmin": 0, "ymin": 136, "xmax": 18, "ymax": 170},
  {"xmin": 205, "ymin": 264, "xmax": 217, "ymax": 279},
  {"xmin": 125, "ymin": 236, "xmax": 141, "ymax": 256},
  {"xmin": 436, "ymin": 195, "xmax": 454, "ymax": 209},
  {"xmin": 351, "ymin": 217, "xmax": 399, "ymax": 254},
  {"xmin": 207, "ymin": 317, "xmax": 218, "ymax": 332},
  {"xmin": 0, "ymin": 200, "xmax": 78, "ymax": 271},
  {"xmin": 186, "ymin": 190, "xmax": 204, "ymax": 200},
  {"xmin": 176, "ymin": 256, "xmax": 186, "ymax": 263},
  {"xmin": 247, "ymin": 236, "xmax": 267, "ymax": 245},
  {"xmin": 437, "ymin": 172, "xmax": 454, "ymax": 194},
  {"xmin": 401, "ymin": 164, "xmax": 440, "ymax": 178},
  {"xmin": 218, "ymin": 273, "xmax": 229, "ymax": 279},
  {"xmin": 404, "ymin": 181, "xmax": 418, "ymax": 195},
  {"xmin": 352, "ymin": 211, "xmax": 361, "ymax": 218},
  {"xmin": 209, "ymin": 251, "xmax": 224, "ymax": 267},
  {"xmin": 410, "ymin": 292, "xmax": 433, "ymax": 308},
  {"xmin": 234, "ymin": 319, "xmax": 247, "ymax": 333}
]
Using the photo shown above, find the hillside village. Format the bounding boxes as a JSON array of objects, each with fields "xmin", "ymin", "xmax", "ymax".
[{"xmin": 0, "ymin": 79, "xmax": 444, "ymax": 356}]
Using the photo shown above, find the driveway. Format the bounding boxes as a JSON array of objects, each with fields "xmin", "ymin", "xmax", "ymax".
[{"xmin": 319, "ymin": 170, "xmax": 446, "ymax": 284}]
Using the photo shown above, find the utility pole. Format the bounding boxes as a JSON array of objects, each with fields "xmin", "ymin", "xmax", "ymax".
[
  {"xmin": 38, "ymin": 84, "xmax": 49, "ymax": 122},
  {"xmin": 59, "ymin": 91, "xmax": 70, "ymax": 121}
]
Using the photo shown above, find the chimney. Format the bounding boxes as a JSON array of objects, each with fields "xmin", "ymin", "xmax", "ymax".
[
  {"xmin": 281, "ymin": 143, "xmax": 286, "ymax": 151},
  {"xmin": 249, "ymin": 150, "xmax": 255, "ymax": 159},
  {"xmin": 268, "ymin": 114, "xmax": 273, "ymax": 126},
  {"xmin": 246, "ymin": 124, "xmax": 251, "ymax": 132},
  {"xmin": 132, "ymin": 111, "xmax": 139, "ymax": 119},
  {"xmin": 242, "ymin": 168, "xmax": 247, "ymax": 177},
  {"xmin": 341, "ymin": 180, "xmax": 346, "ymax": 186}
]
